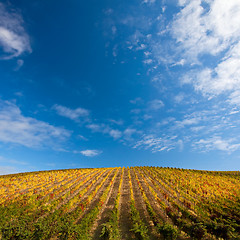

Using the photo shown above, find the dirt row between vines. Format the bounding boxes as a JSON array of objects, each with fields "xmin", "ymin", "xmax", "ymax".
[
  {"xmin": 37, "ymin": 169, "xmax": 108, "ymax": 223},
  {"xmin": 1, "ymin": 169, "xmax": 92, "ymax": 204},
  {"xmin": 50, "ymin": 169, "xmax": 115, "ymax": 240},
  {"xmin": 91, "ymin": 168, "xmax": 122, "ymax": 239},
  {"xmin": 118, "ymin": 168, "xmax": 136, "ymax": 240},
  {"xmin": 130, "ymin": 168, "xmax": 161, "ymax": 240},
  {"xmin": 39, "ymin": 170, "xmax": 96, "ymax": 204},
  {"xmin": 85, "ymin": 167, "xmax": 175, "ymax": 240},
  {"xmin": 75, "ymin": 168, "xmax": 117, "ymax": 224}
]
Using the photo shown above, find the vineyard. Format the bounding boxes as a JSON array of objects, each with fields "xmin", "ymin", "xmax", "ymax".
[{"xmin": 0, "ymin": 167, "xmax": 240, "ymax": 240}]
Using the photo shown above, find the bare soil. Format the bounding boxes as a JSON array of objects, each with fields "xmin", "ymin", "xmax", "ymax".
[
  {"xmin": 118, "ymin": 168, "xmax": 136, "ymax": 240},
  {"xmin": 76, "ymin": 168, "xmax": 117, "ymax": 224},
  {"xmin": 90, "ymin": 168, "xmax": 122, "ymax": 239},
  {"xmin": 130, "ymin": 168, "xmax": 161, "ymax": 240}
]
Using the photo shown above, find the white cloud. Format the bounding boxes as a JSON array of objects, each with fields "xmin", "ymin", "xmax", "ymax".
[
  {"xmin": 171, "ymin": 59, "xmax": 185, "ymax": 67},
  {"xmin": 14, "ymin": 91, "xmax": 23, "ymax": 97},
  {"xmin": 190, "ymin": 126, "xmax": 205, "ymax": 132},
  {"xmin": 136, "ymin": 44, "xmax": 146, "ymax": 50},
  {"xmin": 123, "ymin": 128, "xmax": 141, "ymax": 141},
  {"xmin": 0, "ymin": 3, "xmax": 31, "ymax": 59},
  {"xmin": 80, "ymin": 149, "xmax": 102, "ymax": 157},
  {"xmin": 175, "ymin": 117, "xmax": 200, "ymax": 128},
  {"xmin": 14, "ymin": 59, "xmax": 24, "ymax": 71},
  {"xmin": 0, "ymin": 100, "xmax": 70, "ymax": 149},
  {"xmin": 131, "ymin": 109, "xmax": 141, "ymax": 114},
  {"xmin": 143, "ymin": 59, "xmax": 153, "ymax": 64},
  {"xmin": 111, "ymin": 26, "xmax": 117, "ymax": 35},
  {"xmin": 171, "ymin": 0, "xmax": 240, "ymax": 63},
  {"xmin": 0, "ymin": 166, "xmax": 18, "ymax": 175},
  {"xmin": 174, "ymin": 93, "xmax": 185, "ymax": 103},
  {"xmin": 109, "ymin": 129, "xmax": 122, "ymax": 139},
  {"xmin": 143, "ymin": 114, "xmax": 152, "ymax": 120},
  {"xmin": 229, "ymin": 91, "xmax": 240, "ymax": 105},
  {"xmin": 185, "ymin": 42, "xmax": 240, "ymax": 97},
  {"xmin": 229, "ymin": 109, "xmax": 240, "ymax": 115},
  {"xmin": 142, "ymin": 0, "xmax": 156, "ymax": 4},
  {"xmin": 149, "ymin": 99, "xmax": 164, "ymax": 110},
  {"xmin": 87, "ymin": 123, "xmax": 106, "ymax": 132},
  {"xmin": 112, "ymin": 44, "xmax": 118, "ymax": 57},
  {"xmin": 134, "ymin": 134, "xmax": 177, "ymax": 152},
  {"xmin": 104, "ymin": 8, "xmax": 113, "ymax": 15},
  {"xmin": 136, "ymin": 105, "xmax": 240, "ymax": 153},
  {"xmin": 124, "ymin": 128, "xmax": 137, "ymax": 137},
  {"xmin": 157, "ymin": 117, "xmax": 176, "ymax": 126},
  {"xmin": 109, "ymin": 119, "xmax": 124, "ymax": 125},
  {"xmin": 77, "ymin": 135, "xmax": 88, "ymax": 141},
  {"xmin": 53, "ymin": 104, "xmax": 89, "ymax": 122},
  {"xmin": 194, "ymin": 136, "xmax": 240, "ymax": 153},
  {"xmin": 172, "ymin": 0, "xmax": 240, "ymax": 104},
  {"xmin": 130, "ymin": 97, "xmax": 142, "ymax": 104},
  {"xmin": 144, "ymin": 51, "xmax": 151, "ymax": 57},
  {"xmin": 87, "ymin": 123, "xmax": 122, "ymax": 140},
  {"xmin": 0, "ymin": 156, "xmax": 27, "ymax": 165}
]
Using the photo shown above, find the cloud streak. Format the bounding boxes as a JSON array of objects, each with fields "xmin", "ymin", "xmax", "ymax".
[
  {"xmin": 79, "ymin": 149, "xmax": 102, "ymax": 157},
  {"xmin": 134, "ymin": 134, "xmax": 177, "ymax": 152},
  {"xmin": 194, "ymin": 136, "xmax": 240, "ymax": 153},
  {"xmin": 0, "ymin": 3, "xmax": 31, "ymax": 59},
  {"xmin": 86, "ymin": 123, "xmax": 122, "ymax": 140},
  {"xmin": 148, "ymin": 99, "xmax": 164, "ymax": 110},
  {"xmin": 0, "ymin": 100, "xmax": 70, "ymax": 149},
  {"xmin": 0, "ymin": 166, "xmax": 18, "ymax": 175},
  {"xmin": 53, "ymin": 104, "xmax": 89, "ymax": 122}
]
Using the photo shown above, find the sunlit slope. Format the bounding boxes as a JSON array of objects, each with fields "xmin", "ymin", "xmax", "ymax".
[{"xmin": 0, "ymin": 167, "xmax": 239, "ymax": 239}]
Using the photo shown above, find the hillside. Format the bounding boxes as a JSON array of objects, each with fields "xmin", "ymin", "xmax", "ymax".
[{"xmin": 0, "ymin": 167, "xmax": 240, "ymax": 239}]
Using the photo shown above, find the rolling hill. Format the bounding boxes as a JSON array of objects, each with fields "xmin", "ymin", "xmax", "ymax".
[{"xmin": 0, "ymin": 167, "xmax": 239, "ymax": 239}]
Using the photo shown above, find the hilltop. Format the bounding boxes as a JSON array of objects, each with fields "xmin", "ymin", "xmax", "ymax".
[{"xmin": 0, "ymin": 167, "xmax": 239, "ymax": 239}]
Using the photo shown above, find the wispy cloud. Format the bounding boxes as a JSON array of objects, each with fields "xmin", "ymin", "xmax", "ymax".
[
  {"xmin": 174, "ymin": 93, "xmax": 185, "ymax": 104},
  {"xmin": 193, "ymin": 136, "xmax": 240, "ymax": 153},
  {"xmin": 0, "ymin": 100, "xmax": 70, "ymax": 149},
  {"xmin": 130, "ymin": 97, "xmax": 142, "ymax": 104},
  {"xmin": 14, "ymin": 59, "xmax": 24, "ymax": 71},
  {"xmin": 108, "ymin": 119, "xmax": 124, "ymax": 125},
  {"xmin": 0, "ymin": 156, "xmax": 27, "ymax": 165},
  {"xmin": 109, "ymin": 129, "xmax": 122, "ymax": 139},
  {"xmin": 86, "ymin": 123, "xmax": 122, "ymax": 140},
  {"xmin": 0, "ymin": 3, "xmax": 31, "ymax": 59},
  {"xmin": 174, "ymin": 116, "xmax": 200, "ymax": 128},
  {"xmin": 0, "ymin": 156, "xmax": 29, "ymax": 175},
  {"xmin": 143, "ymin": 59, "xmax": 153, "ymax": 64},
  {"xmin": 123, "ymin": 128, "xmax": 141, "ymax": 141},
  {"xmin": 0, "ymin": 166, "xmax": 18, "ymax": 175},
  {"xmin": 79, "ymin": 149, "xmax": 102, "ymax": 157},
  {"xmin": 134, "ymin": 134, "xmax": 178, "ymax": 152},
  {"xmin": 142, "ymin": 0, "xmax": 156, "ymax": 4},
  {"xmin": 149, "ymin": 99, "xmax": 164, "ymax": 110},
  {"xmin": 87, "ymin": 123, "xmax": 106, "ymax": 132},
  {"xmin": 133, "ymin": 104, "xmax": 240, "ymax": 153},
  {"xmin": 77, "ymin": 135, "xmax": 88, "ymax": 141},
  {"xmin": 53, "ymin": 104, "xmax": 89, "ymax": 122}
]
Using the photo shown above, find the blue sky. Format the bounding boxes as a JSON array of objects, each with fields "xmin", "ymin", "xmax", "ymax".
[{"xmin": 1, "ymin": 0, "xmax": 240, "ymax": 174}]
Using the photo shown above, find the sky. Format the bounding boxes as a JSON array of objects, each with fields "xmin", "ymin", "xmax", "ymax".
[{"xmin": 1, "ymin": 0, "xmax": 240, "ymax": 174}]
